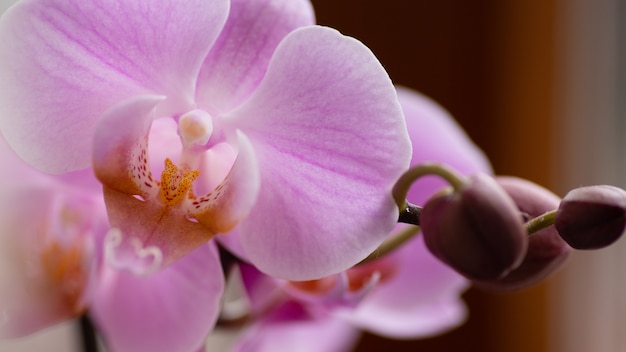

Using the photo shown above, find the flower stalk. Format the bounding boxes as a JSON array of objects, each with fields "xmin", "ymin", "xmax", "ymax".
[
  {"xmin": 525, "ymin": 209, "xmax": 557, "ymax": 236},
  {"xmin": 79, "ymin": 314, "xmax": 99, "ymax": 352},
  {"xmin": 392, "ymin": 163, "xmax": 466, "ymax": 210}
]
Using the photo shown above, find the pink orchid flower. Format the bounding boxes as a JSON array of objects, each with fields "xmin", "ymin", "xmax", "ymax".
[
  {"xmin": 0, "ymin": 135, "xmax": 226, "ymax": 352},
  {"xmin": 228, "ymin": 87, "xmax": 492, "ymax": 351},
  {"xmin": 0, "ymin": 0, "xmax": 411, "ymax": 280},
  {"xmin": 0, "ymin": 137, "xmax": 103, "ymax": 339}
]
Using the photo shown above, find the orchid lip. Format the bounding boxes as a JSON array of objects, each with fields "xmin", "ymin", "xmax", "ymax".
[{"xmin": 92, "ymin": 97, "xmax": 260, "ymax": 274}]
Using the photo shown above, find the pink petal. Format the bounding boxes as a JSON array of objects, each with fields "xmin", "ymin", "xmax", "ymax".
[
  {"xmin": 91, "ymin": 242, "xmax": 224, "ymax": 352},
  {"xmin": 93, "ymin": 95, "xmax": 165, "ymax": 198},
  {"xmin": 232, "ymin": 301, "xmax": 360, "ymax": 352},
  {"xmin": 0, "ymin": 185, "xmax": 101, "ymax": 338},
  {"xmin": 227, "ymin": 26, "xmax": 412, "ymax": 280},
  {"xmin": 196, "ymin": 0, "xmax": 314, "ymax": 114},
  {"xmin": 0, "ymin": 136, "xmax": 49, "ymax": 188},
  {"xmin": 340, "ymin": 235, "xmax": 468, "ymax": 338},
  {"xmin": 0, "ymin": 137, "xmax": 105, "ymax": 337},
  {"xmin": 101, "ymin": 189, "xmax": 215, "ymax": 274},
  {"xmin": 0, "ymin": 0, "xmax": 229, "ymax": 172},
  {"xmin": 192, "ymin": 131, "xmax": 260, "ymax": 235},
  {"xmin": 0, "ymin": 188, "xmax": 65, "ymax": 338}
]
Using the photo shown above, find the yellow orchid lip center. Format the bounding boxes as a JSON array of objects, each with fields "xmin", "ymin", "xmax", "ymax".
[{"xmin": 159, "ymin": 158, "xmax": 200, "ymax": 207}]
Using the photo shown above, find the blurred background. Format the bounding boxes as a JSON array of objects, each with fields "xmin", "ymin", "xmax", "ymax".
[{"xmin": 1, "ymin": 0, "xmax": 625, "ymax": 351}]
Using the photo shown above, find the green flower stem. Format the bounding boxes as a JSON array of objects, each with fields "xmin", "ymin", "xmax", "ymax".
[
  {"xmin": 525, "ymin": 209, "xmax": 557, "ymax": 236},
  {"xmin": 359, "ymin": 225, "xmax": 421, "ymax": 265},
  {"xmin": 392, "ymin": 163, "xmax": 466, "ymax": 210}
]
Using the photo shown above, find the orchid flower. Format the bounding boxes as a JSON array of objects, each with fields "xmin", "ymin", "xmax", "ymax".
[
  {"xmin": 226, "ymin": 87, "xmax": 492, "ymax": 351},
  {"xmin": 0, "ymin": 137, "xmax": 226, "ymax": 352},
  {"xmin": 0, "ymin": 136, "xmax": 103, "ymax": 339},
  {"xmin": 0, "ymin": 0, "xmax": 411, "ymax": 280},
  {"xmin": 0, "ymin": 134, "xmax": 226, "ymax": 352}
]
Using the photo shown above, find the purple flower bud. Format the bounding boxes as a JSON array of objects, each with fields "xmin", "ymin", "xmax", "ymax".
[
  {"xmin": 555, "ymin": 185, "xmax": 626, "ymax": 249},
  {"xmin": 478, "ymin": 177, "xmax": 571, "ymax": 290},
  {"xmin": 421, "ymin": 173, "xmax": 528, "ymax": 281}
]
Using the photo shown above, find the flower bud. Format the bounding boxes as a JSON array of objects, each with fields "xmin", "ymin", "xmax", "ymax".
[
  {"xmin": 478, "ymin": 177, "xmax": 570, "ymax": 290},
  {"xmin": 421, "ymin": 173, "xmax": 527, "ymax": 280},
  {"xmin": 555, "ymin": 185, "xmax": 626, "ymax": 249}
]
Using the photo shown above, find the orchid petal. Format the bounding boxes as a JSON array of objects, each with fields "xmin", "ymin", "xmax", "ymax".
[
  {"xmin": 101, "ymin": 191, "xmax": 212, "ymax": 275},
  {"xmin": 0, "ymin": 135, "xmax": 48, "ymax": 188},
  {"xmin": 227, "ymin": 26, "xmax": 411, "ymax": 280},
  {"xmin": 238, "ymin": 263, "xmax": 283, "ymax": 314},
  {"xmin": 0, "ymin": 0, "xmax": 229, "ymax": 172},
  {"xmin": 0, "ymin": 185, "xmax": 99, "ymax": 337},
  {"xmin": 93, "ymin": 95, "xmax": 165, "ymax": 198},
  {"xmin": 196, "ymin": 0, "xmax": 314, "ymax": 114},
  {"xmin": 192, "ymin": 131, "xmax": 260, "ymax": 234},
  {"xmin": 92, "ymin": 242, "xmax": 224, "ymax": 352},
  {"xmin": 0, "ymin": 137, "xmax": 104, "ymax": 337},
  {"xmin": 341, "ymin": 235, "xmax": 468, "ymax": 338},
  {"xmin": 0, "ymin": 188, "xmax": 66, "ymax": 337},
  {"xmin": 232, "ymin": 301, "xmax": 360, "ymax": 352}
]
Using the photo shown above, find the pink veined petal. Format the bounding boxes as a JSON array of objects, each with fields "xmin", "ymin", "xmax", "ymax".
[
  {"xmin": 196, "ymin": 0, "xmax": 314, "ymax": 114},
  {"xmin": 91, "ymin": 242, "xmax": 224, "ymax": 352},
  {"xmin": 232, "ymin": 301, "xmax": 360, "ymax": 352},
  {"xmin": 226, "ymin": 26, "xmax": 412, "ymax": 280},
  {"xmin": 0, "ymin": 0, "xmax": 229, "ymax": 173}
]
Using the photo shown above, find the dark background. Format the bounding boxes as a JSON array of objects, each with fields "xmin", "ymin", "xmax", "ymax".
[{"xmin": 312, "ymin": 1, "xmax": 559, "ymax": 351}]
